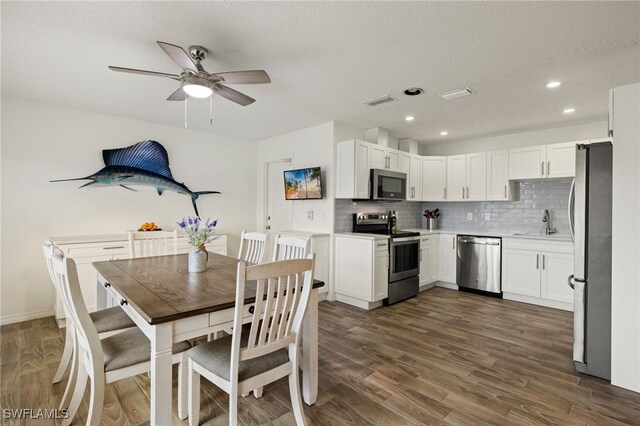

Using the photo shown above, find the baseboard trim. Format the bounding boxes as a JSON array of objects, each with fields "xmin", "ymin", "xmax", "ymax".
[
  {"xmin": 419, "ymin": 282, "xmax": 436, "ymax": 292},
  {"xmin": 1, "ymin": 307, "xmax": 55, "ymax": 326},
  {"xmin": 435, "ymin": 281, "xmax": 458, "ymax": 290},
  {"xmin": 503, "ymin": 292, "xmax": 573, "ymax": 312}
]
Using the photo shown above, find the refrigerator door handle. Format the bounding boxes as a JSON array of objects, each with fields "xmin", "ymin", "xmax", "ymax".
[
  {"xmin": 567, "ymin": 274, "xmax": 575, "ymax": 289},
  {"xmin": 574, "ymin": 146, "xmax": 588, "ymax": 278},
  {"xmin": 568, "ymin": 178, "xmax": 575, "ymax": 242}
]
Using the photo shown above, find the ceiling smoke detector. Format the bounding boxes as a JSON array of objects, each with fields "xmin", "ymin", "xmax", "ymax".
[
  {"xmin": 404, "ymin": 87, "xmax": 424, "ymax": 96},
  {"xmin": 363, "ymin": 94, "xmax": 396, "ymax": 107},
  {"xmin": 439, "ymin": 87, "xmax": 474, "ymax": 100}
]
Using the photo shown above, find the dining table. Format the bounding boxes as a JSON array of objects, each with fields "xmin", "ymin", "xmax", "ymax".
[{"xmin": 93, "ymin": 252, "xmax": 323, "ymax": 424}]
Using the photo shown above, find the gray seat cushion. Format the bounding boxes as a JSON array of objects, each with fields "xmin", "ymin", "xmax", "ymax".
[
  {"xmin": 89, "ymin": 306, "xmax": 136, "ymax": 333},
  {"xmin": 101, "ymin": 328, "xmax": 191, "ymax": 372},
  {"xmin": 187, "ymin": 332, "xmax": 289, "ymax": 382}
]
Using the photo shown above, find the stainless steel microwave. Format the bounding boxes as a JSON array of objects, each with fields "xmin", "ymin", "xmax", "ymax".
[{"xmin": 370, "ymin": 169, "xmax": 407, "ymax": 201}]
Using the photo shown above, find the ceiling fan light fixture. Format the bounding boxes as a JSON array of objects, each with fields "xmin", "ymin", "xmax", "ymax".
[{"xmin": 182, "ymin": 76, "xmax": 213, "ymax": 98}]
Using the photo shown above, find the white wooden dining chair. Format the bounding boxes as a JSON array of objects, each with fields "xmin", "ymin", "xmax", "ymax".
[
  {"xmin": 49, "ymin": 249, "xmax": 191, "ymax": 425},
  {"xmin": 42, "ymin": 241, "xmax": 136, "ymax": 411},
  {"xmin": 128, "ymin": 230, "xmax": 178, "ymax": 258},
  {"xmin": 187, "ymin": 256, "xmax": 315, "ymax": 426},
  {"xmin": 272, "ymin": 236, "xmax": 311, "ymax": 261},
  {"xmin": 237, "ymin": 231, "xmax": 268, "ymax": 265}
]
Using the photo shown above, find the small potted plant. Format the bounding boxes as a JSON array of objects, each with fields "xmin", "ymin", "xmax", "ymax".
[{"xmin": 177, "ymin": 216, "xmax": 219, "ymax": 272}]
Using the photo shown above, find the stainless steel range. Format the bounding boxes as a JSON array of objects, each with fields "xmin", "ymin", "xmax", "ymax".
[{"xmin": 352, "ymin": 212, "xmax": 420, "ymax": 305}]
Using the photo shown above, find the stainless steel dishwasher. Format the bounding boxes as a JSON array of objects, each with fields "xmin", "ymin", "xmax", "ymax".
[{"xmin": 456, "ymin": 235, "xmax": 502, "ymax": 295}]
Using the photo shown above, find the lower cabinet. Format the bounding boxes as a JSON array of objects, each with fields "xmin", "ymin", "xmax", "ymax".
[
  {"xmin": 419, "ymin": 235, "xmax": 439, "ymax": 287},
  {"xmin": 503, "ymin": 238, "xmax": 574, "ymax": 310},
  {"xmin": 50, "ymin": 233, "xmax": 228, "ymax": 324},
  {"xmin": 438, "ymin": 233, "xmax": 457, "ymax": 283},
  {"xmin": 335, "ymin": 235, "xmax": 389, "ymax": 309}
]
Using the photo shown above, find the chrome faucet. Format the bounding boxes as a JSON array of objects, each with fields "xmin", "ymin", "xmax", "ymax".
[{"xmin": 542, "ymin": 209, "xmax": 557, "ymax": 235}]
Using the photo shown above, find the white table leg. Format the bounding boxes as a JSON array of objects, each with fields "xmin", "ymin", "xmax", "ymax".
[
  {"xmin": 302, "ymin": 289, "xmax": 318, "ymax": 405},
  {"xmin": 96, "ymin": 275, "xmax": 107, "ymax": 310},
  {"xmin": 150, "ymin": 322, "xmax": 173, "ymax": 424}
]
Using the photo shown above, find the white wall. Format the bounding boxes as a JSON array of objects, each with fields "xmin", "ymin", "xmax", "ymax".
[
  {"xmin": 256, "ymin": 122, "xmax": 335, "ymax": 233},
  {"xmin": 420, "ymin": 121, "xmax": 608, "ymax": 155},
  {"xmin": 1, "ymin": 97, "xmax": 257, "ymax": 324},
  {"xmin": 611, "ymin": 83, "xmax": 640, "ymax": 393}
]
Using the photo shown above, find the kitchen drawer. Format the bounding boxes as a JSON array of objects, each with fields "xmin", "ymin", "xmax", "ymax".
[
  {"xmin": 209, "ymin": 303, "xmax": 254, "ymax": 327},
  {"xmin": 504, "ymin": 238, "xmax": 573, "ymax": 254},
  {"xmin": 374, "ymin": 240, "xmax": 389, "ymax": 252},
  {"xmin": 63, "ymin": 241, "xmax": 129, "ymax": 258}
]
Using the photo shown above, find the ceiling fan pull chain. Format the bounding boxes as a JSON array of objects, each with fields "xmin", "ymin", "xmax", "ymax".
[
  {"xmin": 209, "ymin": 96, "xmax": 213, "ymax": 126},
  {"xmin": 184, "ymin": 96, "xmax": 188, "ymax": 129}
]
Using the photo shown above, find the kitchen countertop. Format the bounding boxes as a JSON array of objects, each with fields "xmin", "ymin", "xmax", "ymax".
[
  {"xmin": 334, "ymin": 232, "xmax": 391, "ymax": 240},
  {"xmin": 337, "ymin": 229, "xmax": 573, "ymax": 243}
]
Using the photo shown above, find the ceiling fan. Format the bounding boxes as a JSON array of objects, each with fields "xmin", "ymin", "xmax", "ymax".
[{"xmin": 108, "ymin": 41, "xmax": 270, "ymax": 106}]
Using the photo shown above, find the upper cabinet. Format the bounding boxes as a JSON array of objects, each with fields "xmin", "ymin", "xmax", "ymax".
[
  {"xmin": 336, "ymin": 139, "xmax": 371, "ymax": 199},
  {"xmin": 446, "ymin": 153, "xmax": 486, "ymax": 201},
  {"xmin": 509, "ymin": 142, "xmax": 576, "ymax": 179},
  {"xmin": 370, "ymin": 144, "xmax": 399, "ymax": 171},
  {"xmin": 399, "ymin": 152, "xmax": 423, "ymax": 201},
  {"xmin": 486, "ymin": 150, "xmax": 511, "ymax": 201},
  {"xmin": 422, "ymin": 156, "xmax": 447, "ymax": 201}
]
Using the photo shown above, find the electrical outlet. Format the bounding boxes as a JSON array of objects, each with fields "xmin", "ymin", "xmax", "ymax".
[
  {"xmin": 307, "ymin": 210, "xmax": 314, "ymax": 220},
  {"xmin": 485, "ymin": 213, "xmax": 491, "ymax": 221},
  {"xmin": 467, "ymin": 212, "xmax": 473, "ymax": 221}
]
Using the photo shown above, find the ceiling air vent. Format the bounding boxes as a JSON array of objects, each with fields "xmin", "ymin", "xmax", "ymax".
[
  {"xmin": 363, "ymin": 94, "xmax": 396, "ymax": 107},
  {"xmin": 439, "ymin": 87, "xmax": 474, "ymax": 100}
]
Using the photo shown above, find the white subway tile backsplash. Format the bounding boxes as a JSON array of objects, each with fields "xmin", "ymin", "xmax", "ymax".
[{"xmin": 334, "ymin": 178, "xmax": 572, "ymax": 235}]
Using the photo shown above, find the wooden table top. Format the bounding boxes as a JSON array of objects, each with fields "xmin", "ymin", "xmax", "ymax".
[{"xmin": 93, "ymin": 253, "xmax": 324, "ymax": 325}]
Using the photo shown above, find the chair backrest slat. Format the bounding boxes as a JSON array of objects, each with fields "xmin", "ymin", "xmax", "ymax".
[
  {"xmin": 272, "ymin": 236, "xmax": 310, "ymax": 262},
  {"xmin": 238, "ymin": 231, "xmax": 268, "ymax": 265},
  {"xmin": 232, "ymin": 256, "xmax": 314, "ymax": 365},
  {"xmin": 128, "ymin": 230, "xmax": 178, "ymax": 258}
]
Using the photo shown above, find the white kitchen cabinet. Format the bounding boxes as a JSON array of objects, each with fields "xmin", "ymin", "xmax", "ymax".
[
  {"xmin": 486, "ymin": 150, "xmax": 511, "ymax": 201},
  {"xmin": 446, "ymin": 155, "xmax": 467, "ymax": 201},
  {"xmin": 400, "ymin": 153, "xmax": 423, "ymax": 201},
  {"xmin": 447, "ymin": 153, "xmax": 486, "ymax": 201},
  {"xmin": 438, "ymin": 233, "xmax": 457, "ymax": 283},
  {"xmin": 509, "ymin": 142, "xmax": 577, "ymax": 179},
  {"xmin": 502, "ymin": 238, "xmax": 573, "ymax": 311},
  {"xmin": 422, "ymin": 156, "xmax": 447, "ymax": 201},
  {"xmin": 336, "ymin": 139, "xmax": 371, "ymax": 199},
  {"xmin": 335, "ymin": 235, "xmax": 389, "ymax": 309},
  {"xmin": 370, "ymin": 144, "xmax": 398, "ymax": 171},
  {"xmin": 420, "ymin": 235, "xmax": 438, "ymax": 287},
  {"xmin": 466, "ymin": 152, "xmax": 487, "ymax": 200},
  {"xmin": 546, "ymin": 141, "xmax": 577, "ymax": 178}
]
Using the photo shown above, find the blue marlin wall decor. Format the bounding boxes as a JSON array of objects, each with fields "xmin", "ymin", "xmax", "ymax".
[{"xmin": 51, "ymin": 140, "xmax": 220, "ymax": 217}]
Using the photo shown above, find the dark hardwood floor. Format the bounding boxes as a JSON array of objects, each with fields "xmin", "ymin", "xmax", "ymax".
[{"xmin": 2, "ymin": 287, "xmax": 640, "ymax": 425}]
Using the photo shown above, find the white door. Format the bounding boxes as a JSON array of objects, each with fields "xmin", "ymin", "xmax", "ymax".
[
  {"xmin": 429, "ymin": 236, "xmax": 439, "ymax": 283},
  {"xmin": 419, "ymin": 238, "xmax": 430, "ymax": 287},
  {"xmin": 541, "ymin": 251, "xmax": 574, "ymax": 305},
  {"xmin": 370, "ymin": 145, "xmax": 387, "ymax": 169},
  {"xmin": 438, "ymin": 234, "xmax": 457, "ymax": 283},
  {"xmin": 409, "ymin": 154, "xmax": 423, "ymax": 201},
  {"xmin": 487, "ymin": 150, "xmax": 510, "ymax": 200},
  {"xmin": 387, "ymin": 150, "xmax": 399, "ymax": 172},
  {"xmin": 266, "ymin": 159, "xmax": 293, "ymax": 232},
  {"xmin": 398, "ymin": 153, "xmax": 411, "ymax": 200},
  {"xmin": 466, "ymin": 152, "xmax": 487, "ymax": 200},
  {"xmin": 373, "ymin": 249, "xmax": 390, "ymax": 301},
  {"xmin": 509, "ymin": 145, "xmax": 546, "ymax": 179},
  {"xmin": 504, "ymin": 248, "xmax": 541, "ymax": 297},
  {"xmin": 447, "ymin": 155, "xmax": 467, "ymax": 201},
  {"xmin": 422, "ymin": 156, "xmax": 447, "ymax": 201},
  {"xmin": 546, "ymin": 142, "xmax": 577, "ymax": 178}
]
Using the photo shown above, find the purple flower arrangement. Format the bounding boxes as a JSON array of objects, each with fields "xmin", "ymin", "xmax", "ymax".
[{"xmin": 177, "ymin": 216, "xmax": 219, "ymax": 248}]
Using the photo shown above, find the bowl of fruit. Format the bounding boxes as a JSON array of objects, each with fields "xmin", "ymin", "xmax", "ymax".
[{"xmin": 138, "ymin": 222, "xmax": 162, "ymax": 231}]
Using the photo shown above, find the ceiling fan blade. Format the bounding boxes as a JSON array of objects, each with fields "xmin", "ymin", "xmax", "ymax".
[
  {"xmin": 108, "ymin": 66, "xmax": 180, "ymax": 79},
  {"xmin": 156, "ymin": 41, "xmax": 198, "ymax": 73},
  {"xmin": 212, "ymin": 70, "xmax": 271, "ymax": 84},
  {"xmin": 214, "ymin": 85, "xmax": 256, "ymax": 106},
  {"xmin": 167, "ymin": 87, "xmax": 188, "ymax": 101}
]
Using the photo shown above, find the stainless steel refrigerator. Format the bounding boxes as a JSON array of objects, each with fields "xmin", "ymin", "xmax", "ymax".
[{"xmin": 568, "ymin": 141, "xmax": 612, "ymax": 380}]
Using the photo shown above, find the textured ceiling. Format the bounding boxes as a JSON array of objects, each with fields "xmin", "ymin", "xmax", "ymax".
[{"xmin": 2, "ymin": 2, "xmax": 639, "ymax": 144}]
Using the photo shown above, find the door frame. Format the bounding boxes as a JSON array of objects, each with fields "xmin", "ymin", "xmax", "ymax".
[{"xmin": 262, "ymin": 156, "xmax": 294, "ymax": 232}]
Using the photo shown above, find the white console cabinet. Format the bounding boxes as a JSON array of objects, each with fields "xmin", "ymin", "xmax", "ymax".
[{"xmin": 49, "ymin": 233, "xmax": 227, "ymax": 325}]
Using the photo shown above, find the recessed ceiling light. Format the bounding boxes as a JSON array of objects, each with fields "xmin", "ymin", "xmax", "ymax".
[
  {"xmin": 563, "ymin": 108, "xmax": 575, "ymax": 114},
  {"xmin": 546, "ymin": 81, "xmax": 562, "ymax": 88},
  {"xmin": 404, "ymin": 87, "xmax": 424, "ymax": 96},
  {"xmin": 405, "ymin": 116, "xmax": 415, "ymax": 122},
  {"xmin": 440, "ymin": 131, "xmax": 448, "ymax": 136}
]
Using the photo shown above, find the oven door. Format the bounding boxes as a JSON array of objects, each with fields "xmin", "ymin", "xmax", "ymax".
[
  {"xmin": 389, "ymin": 237, "xmax": 420, "ymax": 282},
  {"xmin": 371, "ymin": 169, "xmax": 406, "ymax": 201}
]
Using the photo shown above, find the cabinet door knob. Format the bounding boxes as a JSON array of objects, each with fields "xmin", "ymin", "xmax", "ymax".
[
  {"xmin": 248, "ymin": 305, "xmax": 255, "ymax": 314},
  {"xmin": 120, "ymin": 299, "xmax": 128, "ymax": 306},
  {"xmin": 104, "ymin": 282, "xmax": 111, "ymax": 288}
]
